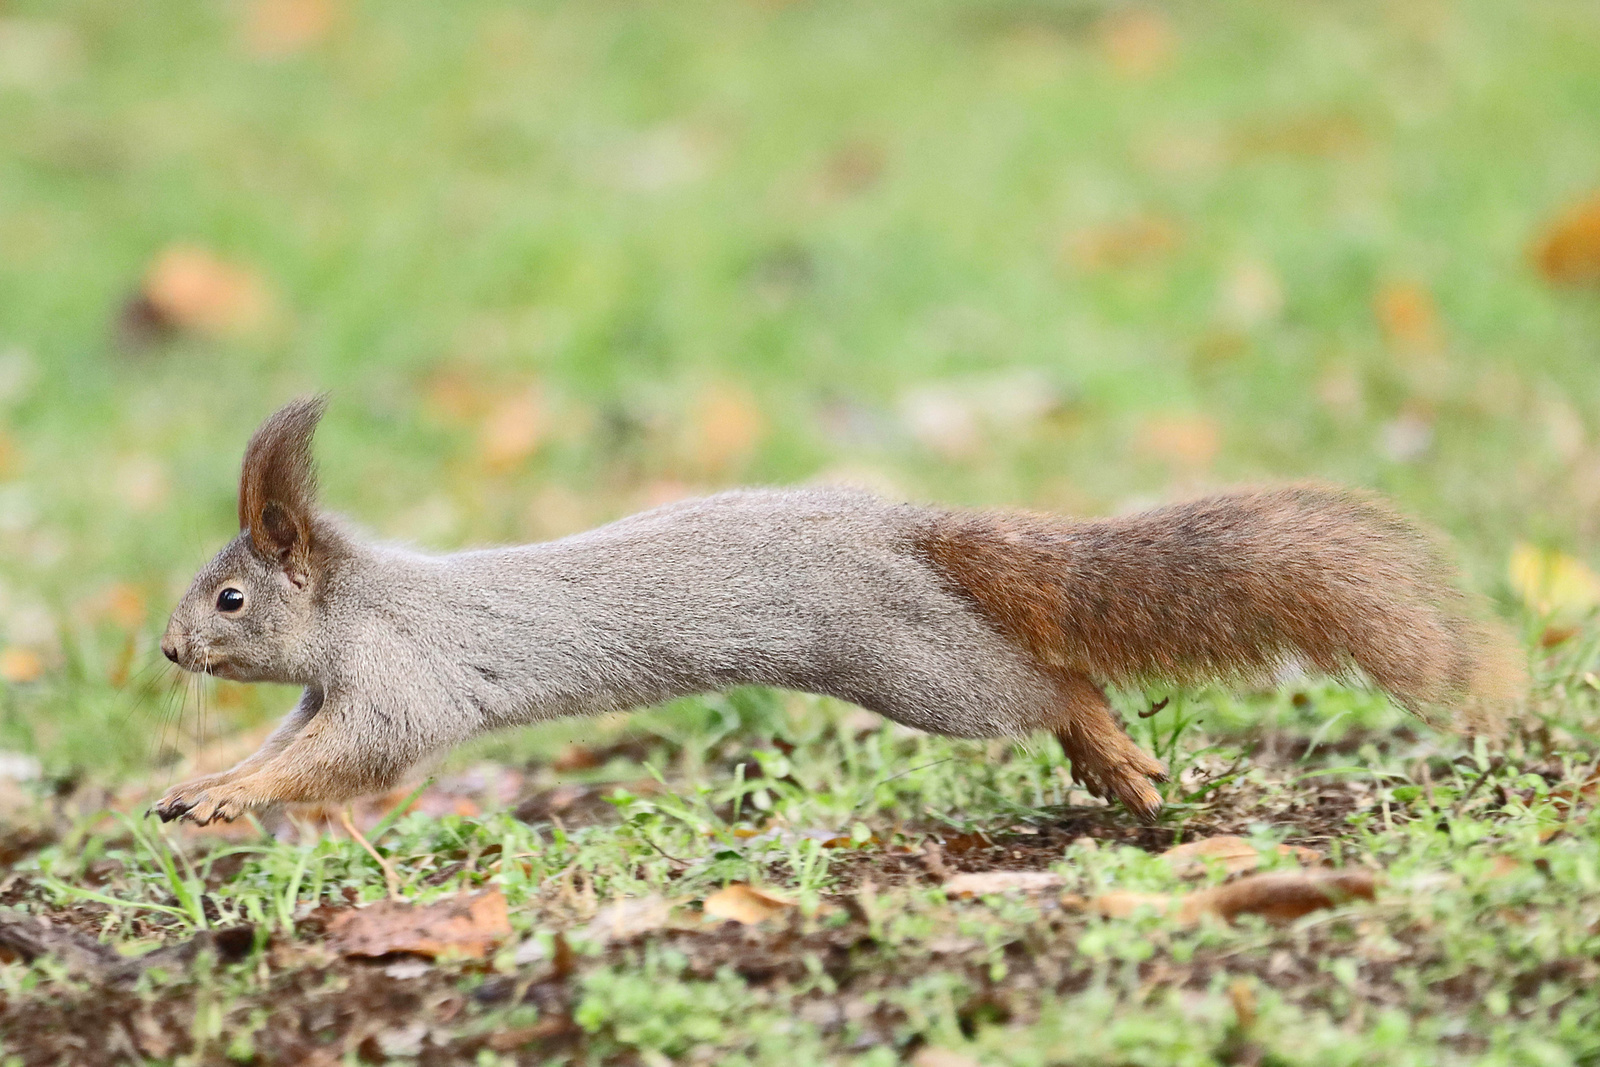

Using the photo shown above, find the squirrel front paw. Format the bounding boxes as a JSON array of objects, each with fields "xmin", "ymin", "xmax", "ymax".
[{"xmin": 155, "ymin": 777, "xmax": 254, "ymax": 825}]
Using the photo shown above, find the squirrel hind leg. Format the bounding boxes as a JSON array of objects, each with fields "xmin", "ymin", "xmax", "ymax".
[{"xmin": 1045, "ymin": 670, "xmax": 1166, "ymax": 822}]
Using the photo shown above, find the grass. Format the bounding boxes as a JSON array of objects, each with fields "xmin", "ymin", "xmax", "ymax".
[{"xmin": 3, "ymin": 0, "xmax": 1600, "ymax": 1063}]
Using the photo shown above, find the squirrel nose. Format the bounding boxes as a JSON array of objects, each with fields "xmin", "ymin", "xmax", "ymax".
[{"xmin": 161, "ymin": 636, "xmax": 180, "ymax": 664}]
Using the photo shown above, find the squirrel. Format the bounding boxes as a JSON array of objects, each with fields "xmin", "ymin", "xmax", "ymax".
[{"xmin": 154, "ymin": 397, "xmax": 1524, "ymax": 825}]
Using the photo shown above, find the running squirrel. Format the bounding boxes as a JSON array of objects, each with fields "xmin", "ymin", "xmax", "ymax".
[{"xmin": 154, "ymin": 397, "xmax": 1523, "ymax": 824}]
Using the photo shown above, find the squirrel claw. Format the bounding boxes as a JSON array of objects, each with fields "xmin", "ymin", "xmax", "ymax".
[{"xmin": 154, "ymin": 797, "xmax": 194, "ymax": 823}]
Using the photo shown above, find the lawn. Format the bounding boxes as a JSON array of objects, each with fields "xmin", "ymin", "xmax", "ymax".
[{"xmin": 3, "ymin": 0, "xmax": 1600, "ymax": 1063}]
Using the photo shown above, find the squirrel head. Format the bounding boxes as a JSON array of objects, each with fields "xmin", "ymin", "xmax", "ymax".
[{"xmin": 161, "ymin": 396, "xmax": 335, "ymax": 684}]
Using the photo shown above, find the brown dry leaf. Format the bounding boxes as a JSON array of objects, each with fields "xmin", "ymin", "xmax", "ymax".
[
  {"xmin": 582, "ymin": 896, "xmax": 674, "ymax": 943},
  {"xmin": 1547, "ymin": 770, "xmax": 1600, "ymax": 817},
  {"xmin": 942, "ymin": 871, "xmax": 1066, "ymax": 898},
  {"xmin": 477, "ymin": 386, "xmax": 545, "ymax": 471},
  {"xmin": 1196, "ymin": 869, "xmax": 1376, "ymax": 922},
  {"xmin": 1374, "ymin": 281, "xmax": 1442, "ymax": 353},
  {"xmin": 1162, "ymin": 836, "xmax": 1322, "ymax": 878},
  {"xmin": 0, "ymin": 648, "xmax": 43, "ymax": 684},
  {"xmin": 1067, "ymin": 215, "xmax": 1181, "ymax": 271},
  {"xmin": 1486, "ymin": 855, "xmax": 1523, "ymax": 879},
  {"xmin": 85, "ymin": 582, "xmax": 145, "ymax": 630},
  {"xmin": 244, "ymin": 0, "xmax": 337, "ymax": 58},
  {"xmin": 1099, "ymin": 8, "xmax": 1176, "ymax": 77},
  {"xmin": 1088, "ymin": 889, "xmax": 1177, "ymax": 919},
  {"xmin": 552, "ymin": 743, "xmax": 602, "ymax": 772},
  {"xmin": 327, "ymin": 890, "xmax": 511, "ymax": 959},
  {"xmin": 702, "ymin": 883, "xmax": 794, "ymax": 925},
  {"xmin": 1136, "ymin": 413, "xmax": 1220, "ymax": 471},
  {"xmin": 687, "ymin": 384, "xmax": 765, "ymax": 472},
  {"xmin": 1161, "ymin": 836, "xmax": 1258, "ymax": 876},
  {"xmin": 1531, "ymin": 193, "xmax": 1600, "ymax": 287},
  {"xmin": 423, "ymin": 368, "xmax": 488, "ymax": 422},
  {"xmin": 1088, "ymin": 869, "xmax": 1375, "ymax": 924},
  {"xmin": 139, "ymin": 245, "xmax": 273, "ymax": 339}
]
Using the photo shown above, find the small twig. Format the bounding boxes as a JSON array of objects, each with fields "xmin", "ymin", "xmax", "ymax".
[
  {"xmin": 1138, "ymin": 697, "xmax": 1171, "ymax": 719},
  {"xmin": 1453, "ymin": 756, "xmax": 1506, "ymax": 814},
  {"xmin": 848, "ymin": 757, "xmax": 956, "ymax": 816},
  {"xmin": 339, "ymin": 807, "xmax": 402, "ymax": 901},
  {"xmin": 640, "ymin": 832, "xmax": 692, "ymax": 868}
]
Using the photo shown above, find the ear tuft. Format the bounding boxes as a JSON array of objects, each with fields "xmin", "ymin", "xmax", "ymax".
[{"xmin": 239, "ymin": 395, "xmax": 327, "ymax": 577}]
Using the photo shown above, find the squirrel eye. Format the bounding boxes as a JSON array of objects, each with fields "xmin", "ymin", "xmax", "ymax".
[{"xmin": 216, "ymin": 587, "xmax": 246, "ymax": 613}]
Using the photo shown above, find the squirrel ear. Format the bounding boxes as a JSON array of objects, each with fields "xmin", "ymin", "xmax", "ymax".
[{"xmin": 239, "ymin": 395, "xmax": 327, "ymax": 583}]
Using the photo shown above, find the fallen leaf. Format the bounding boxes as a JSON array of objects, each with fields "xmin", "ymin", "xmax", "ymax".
[
  {"xmin": 1509, "ymin": 542, "xmax": 1600, "ymax": 616},
  {"xmin": 1531, "ymin": 192, "xmax": 1600, "ymax": 287},
  {"xmin": 327, "ymin": 890, "xmax": 511, "ymax": 959},
  {"xmin": 1198, "ymin": 869, "xmax": 1376, "ymax": 922},
  {"xmin": 942, "ymin": 871, "xmax": 1066, "ymax": 898},
  {"xmin": 1374, "ymin": 281, "xmax": 1442, "ymax": 353},
  {"xmin": 135, "ymin": 245, "xmax": 273, "ymax": 339},
  {"xmin": 939, "ymin": 831, "xmax": 992, "ymax": 855},
  {"xmin": 582, "ymin": 896, "xmax": 673, "ymax": 943},
  {"xmin": 1066, "ymin": 215, "xmax": 1181, "ymax": 271},
  {"xmin": 1098, "ymin": 8, "xmax": 1176, "ymax": 77},
  {"xmin": 1161, "ymin": 837, "xmax": 1259, "ymax": 876},
  {"xmin": 1136, "ymin": 413, "xmax": 1220, "ymax": 471},
  {"xmin": 1486, "ymin": 855, "xmax": 1523, "ymax": 879},
  {"xmin": 244, "ymin": 0, "xmax": 336, "ymax": 58},
  {"xmin": 1162, "ymin": 836, "xmax": 1321, "ymax": 878},
  {"xmin": 1086, "ymin": 869, "xmax": 1376, "ymax": 924},
  {"xmin": 552, "ymin": 743, "xmax": 601, "ymax": 772},
  {"xmin": 687, "ymin": 384, "xmax": 765, "ymax": 472},
  {"xmin": 702, "ymin": 883, "xmax": 794, "ymax": 925},
  {"xmin": 477, "ymin": 386, "xmax": 545, "ymax": 471},
  {"xmin": 1086, "ymin": 889, "xmax": 1176, "ymax": 919},
  {"xmin": 82, "ymin": 582, "xmax": 145, "ymax": 630},
  {"xmin": 0, "ymin": 648, "xmax": 43, "ymax": 684},
  {"xmin": 423, "ymin": 367, "xmax": 488, "ymax": 422},
  {"xmin": 1547, "ymin": 770, "xmax": 1600, "ymax": 817}
]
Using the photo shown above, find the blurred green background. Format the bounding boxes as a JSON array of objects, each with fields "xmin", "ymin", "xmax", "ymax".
[{"xmin": 2, "ymin": 0, "xmax": 1599, "ymax": 775}]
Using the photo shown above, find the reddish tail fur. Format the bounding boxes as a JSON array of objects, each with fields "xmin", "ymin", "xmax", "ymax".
[{"xmin": 915, "ymin": 485, "xmax": 1522, "ymax": 808}]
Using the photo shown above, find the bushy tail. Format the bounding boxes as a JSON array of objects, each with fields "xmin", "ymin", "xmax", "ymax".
[{"xmin": 916, "ymin": 485, "xmax": 1524, "ymax": 729}]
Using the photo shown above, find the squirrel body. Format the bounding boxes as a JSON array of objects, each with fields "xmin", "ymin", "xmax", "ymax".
[{"xmin": 155, "ymin": 399, "xmax": 1521, "ymax": 824}]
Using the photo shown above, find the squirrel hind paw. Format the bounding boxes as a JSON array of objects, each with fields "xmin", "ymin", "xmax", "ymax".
[{"xmin": 1060, "ymin": 741, "xmax": 1167, "ymax": 823}]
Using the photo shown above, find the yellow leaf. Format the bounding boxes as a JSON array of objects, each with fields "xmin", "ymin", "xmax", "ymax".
[
  {"xmin": 1532, "ymin": 192, "xmax": 1600, "ymax": 288},
  {"xmin": 1098, "ymin": 8, "xmax": 1176, "ymax": 78},
  {"xmin": 687, "ymin": 384, "xmax": 765, "ymax": 472},
  {"xmin": 1136, "ymin": 413, "xmax": 1220, "ymax": 471},
  {"xmin": 244, "ymin": 0, "xmax": 337, "ymax": 59},
  {"xmin": 1509, "ymin": 543, "xmax": 1600, "ymax": 616},
  {"xmin": 0, "ymin": 647, "xmax": 43, "ymax": 684},
  {"xmin": 477, "ymin": 386, "xmax": 545, "ymax": 471}
]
